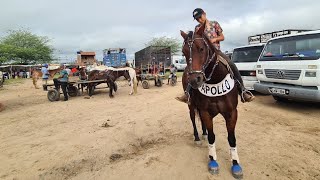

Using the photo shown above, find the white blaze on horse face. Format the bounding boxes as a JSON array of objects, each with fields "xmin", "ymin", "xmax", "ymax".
[
  {"xmin": 230, "ymin": 147, "xmax": 240, "ymax": 163},
  {"xmin": 209, "ymin": 143, "xmax": 217, "ymax": 160}
]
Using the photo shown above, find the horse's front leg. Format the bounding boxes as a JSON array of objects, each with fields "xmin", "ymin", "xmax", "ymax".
[
  {"xmin": 189, "ymin": 105, "xmax": 201, "ymax": 144},
  {"xmin": 200, "ymin": 114, "xmax": 208, "ymax": 139},
  {"xmin": 222, "ymin": 109, "xmax": 243, "ymax": 179},
  {"xmin": 200, "ymin": 110, "xmax": 219, "ymax": 175}
]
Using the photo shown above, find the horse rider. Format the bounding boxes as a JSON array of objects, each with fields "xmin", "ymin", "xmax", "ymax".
[
  {"xmin": 53, "ymin": 64, "xmax": 69, "ymax": 101},
  {"xmin": 41, "ymin": 63, "xmax": 50, "ymax": 91},
  {"xmin": 176, "ymin": 8, "xmax": 255, "ymax": 104}
]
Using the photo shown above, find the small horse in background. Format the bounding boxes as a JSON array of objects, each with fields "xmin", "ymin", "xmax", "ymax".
[
  {"xmin": 114, "ymin": 67, "xmax": 138, "ymax": 95},
  {"xmin": 32, "ymin": 68, "xmax": 61, "ymax": 89},
  {"xmin": 87, "ymin": 69, "xmax": 131, "ymax": 98},
  {"xmin": 180, "ymin": 24, "xmax": 243, "ymax": 178}
]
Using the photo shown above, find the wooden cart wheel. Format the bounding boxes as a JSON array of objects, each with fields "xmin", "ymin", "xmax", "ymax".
[
  {"xmin": 142, "ymin": 80, "xmax": 149, "ymax": 89},
  {"xmin": 170, "ymin": 76, "xmax": 177, "ymax": 86},
  {"xmin": 47, "ymin": 89, "xmax": 60, "ymax": 102},
  {"xmin": 68, "ymin": 85, "xmax": 78, "ymax": 97},
  {"xmin": 156, "ymin": 78, "xmax": 163, "ymax": 87}
]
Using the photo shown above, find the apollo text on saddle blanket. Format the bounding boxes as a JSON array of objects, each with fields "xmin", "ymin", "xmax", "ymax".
[{"xmin": 198, "ymin": 74, "xmax": 235, "ymax": 97}]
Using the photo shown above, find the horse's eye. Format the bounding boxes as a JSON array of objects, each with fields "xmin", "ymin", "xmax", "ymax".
[{"xmin": 199, "ymin": 48, "xmax": 204, "ymax": 52}]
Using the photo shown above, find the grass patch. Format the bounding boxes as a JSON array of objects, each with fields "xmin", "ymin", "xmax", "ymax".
[
  {"xmin": 163, "ymin": 71, "xmax": 184, "ymax": 79},
  {"xmin": 3, "ymin": 78, "xmax": 25, "ymax": 85}
]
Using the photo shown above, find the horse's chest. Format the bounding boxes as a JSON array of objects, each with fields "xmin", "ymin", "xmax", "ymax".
[{"xmin": 198, "ymin": 74, "xmax": 235, "ymax": 97}]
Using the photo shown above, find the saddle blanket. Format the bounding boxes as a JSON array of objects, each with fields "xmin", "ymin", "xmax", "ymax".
[{"xmin": 198, "ymin": 74, "xmax": 235, "ymax": 97}]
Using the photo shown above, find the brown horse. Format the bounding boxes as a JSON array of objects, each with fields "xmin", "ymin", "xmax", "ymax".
[
  {"xmin": 31, "ymin": 68, "xmax": 61, "ymax": 89},
  {"xmin": 180, "ymin": 25, "xmax": 243, "ymax": 178},
  {"xmin": 87, "ymin": 69, "xmax": 130, "ymax": 98}
]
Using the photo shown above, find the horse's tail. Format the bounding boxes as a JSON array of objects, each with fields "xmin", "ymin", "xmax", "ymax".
[{"xmin": 133, "ymin": 76, "xmax": 138, "ymax": 94}]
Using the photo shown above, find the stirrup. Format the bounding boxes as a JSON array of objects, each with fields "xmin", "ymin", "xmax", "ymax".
[{"xmin": 241, "ymin": 89, "xmax": 254, "ymax": 102}]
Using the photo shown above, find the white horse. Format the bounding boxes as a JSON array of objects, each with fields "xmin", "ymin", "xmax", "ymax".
[
  {"xmin": 109, "ymin": 67, "xmax": 138, "ymax": 95},
  {"xmin": 88, "ymin": 65, "xmax": 138, "ymax": 95}
]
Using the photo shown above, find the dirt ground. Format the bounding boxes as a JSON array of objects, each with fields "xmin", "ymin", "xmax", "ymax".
[{"xmin": 0, "ymin": 78, "xmax": 319, "ymax": 180}]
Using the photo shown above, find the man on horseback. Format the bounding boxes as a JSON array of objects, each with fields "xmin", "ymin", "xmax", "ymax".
[{"xmin": 176, "ymin": 8, "xmax": 255, "ymax": 104}]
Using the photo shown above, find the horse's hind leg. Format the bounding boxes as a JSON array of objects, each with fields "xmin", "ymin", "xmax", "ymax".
[
  {"xmin": 189, "ymin": 105, "xmax": 201, "ymax": 144},
  {"xmin": 108, "ymin": 82, "xmax": 114, "ymax": 98},
  {"xmin": 222, "ymin": 109, "xmax": 243, "ymax": 179}
]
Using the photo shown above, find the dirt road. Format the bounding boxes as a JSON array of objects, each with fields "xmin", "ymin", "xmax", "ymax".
[{"xmin": 0, "ymin": 79, "xmax": 319, "ymax": 180}]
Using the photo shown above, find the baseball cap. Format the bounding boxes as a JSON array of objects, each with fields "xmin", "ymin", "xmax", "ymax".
[{"xmin": 193, "ymin": 8, "xmax": 204, "ymax": 19}]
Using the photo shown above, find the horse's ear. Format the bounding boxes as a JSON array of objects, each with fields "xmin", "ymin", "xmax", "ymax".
[
  {"xmin": 196, "ymin": 23, "xmax": 205, "ymax": 35},
  {"xmin": 180, "ymin": 30, "xmax": 188, "ymax": 40}
]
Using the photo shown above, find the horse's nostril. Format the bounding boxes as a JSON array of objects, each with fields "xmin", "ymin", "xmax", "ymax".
[{"xmin": 197, "ymin": 76, "xmax": 202, "ymax": 82}]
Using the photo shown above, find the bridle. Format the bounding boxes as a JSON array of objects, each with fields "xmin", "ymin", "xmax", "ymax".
[{"xmin": 184, "ymin": 33, "xmax": 219, "ymax": 82}]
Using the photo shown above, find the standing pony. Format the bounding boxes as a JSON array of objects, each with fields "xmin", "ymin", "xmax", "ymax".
[
  {"xmin": 31, "ymin": 68, "xmax": 61, "ymax": 89},
  {"xmin": 87, "ymin": 69, "xmax": 130, "ymax": 98},
  {"xmin": 117, "ymin": 67, "xmax": 138, "ymax": 95},
  {"xmin": 180, "ymin": 25, "xmax": 243, "ymax": 178}
]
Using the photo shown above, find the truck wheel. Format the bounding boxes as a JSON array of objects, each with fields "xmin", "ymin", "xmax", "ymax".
[
  {"xmin": 48, "ymin": 89, "xmax": 60, "ymax": 102},
  {"xmin": 142, "ymin": 80, "xmax": 149, "ymax": 89},
  {"xmin": 272, "ymin": 95, "xmax": 288, "ymax": 102}
]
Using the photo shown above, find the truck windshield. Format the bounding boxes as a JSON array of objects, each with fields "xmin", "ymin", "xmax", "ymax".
[
  {"xmin": 260, "ymin": 33, "xmax": 320, "ymax": 61},
  {"xmin": 179, "ymin": 58, "xmax": 186, "ymax": 64},
  {"xmin": 232, "ymin": 46, "xmax": 264, "ymax": 63}
]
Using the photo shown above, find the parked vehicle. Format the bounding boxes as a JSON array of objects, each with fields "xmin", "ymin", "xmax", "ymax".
[
  {"xmin": 232, "ymin": 43, "xmax": 265, "ymax": 90},
  {"xmin": 103, "ymin": 48, "xmax": 127, "ymax": 67},
  {"xmin": 254, "ymin": 30, "xmax": 320, "ymax": 102},
  {"xmin": 172, "ymin": 55, "xmax": 187, "ymax": 71}
]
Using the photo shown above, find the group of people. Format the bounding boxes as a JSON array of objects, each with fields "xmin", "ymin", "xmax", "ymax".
[{"xmin": 39, "ymin": 8, "xmax": 255, "ymax": 104}]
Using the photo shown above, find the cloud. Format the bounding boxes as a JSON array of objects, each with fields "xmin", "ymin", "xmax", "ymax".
[{"xmin": 0, "ymin": 0, "xmax": 319, "ymax": 62}]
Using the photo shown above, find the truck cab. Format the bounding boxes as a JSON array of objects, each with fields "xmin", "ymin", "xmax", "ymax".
[
  {"xmin": 232, "ymin": 43, "xmax": 265, "ymax": 90},
  {"xmin": 254, "ymin": 30, "xmax": 320, "ymax": 102},
  {"xmin": 172, "ymin": 56, "xmax": 187, "ymax": 71}
]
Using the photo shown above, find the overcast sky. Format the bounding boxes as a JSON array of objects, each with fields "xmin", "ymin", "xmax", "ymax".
[{"xmin": 1, "ymin": 0, "xmax": 319, "ymax": 62}]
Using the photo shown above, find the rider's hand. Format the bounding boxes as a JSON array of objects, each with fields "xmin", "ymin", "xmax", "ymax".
[{"xmin": 210, "ymin": 38, "xmax": 218, "ymax": 43}]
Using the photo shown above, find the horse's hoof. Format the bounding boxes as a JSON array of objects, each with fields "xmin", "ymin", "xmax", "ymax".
[
  {"xmin": 202, "ymin": 135, "xmax": 208, "ymax": 140},
  {"xmin": 208, "ymin": 160, "xmax": 219, "ymax": 174},
  {"xmin": 231, "ymin": 164, "xmax": 243, "ymax": 179},
  {"xmin": 194, "ymin": 140, "xmax": 201, "ymax": 145}
]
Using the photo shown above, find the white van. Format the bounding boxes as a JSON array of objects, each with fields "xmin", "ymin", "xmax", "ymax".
[
  {"xmin": 232, "ymin": 43, "xmax": 265, "ymax": 90},
  {"xmin": 254, "ymin": 30, "xmax": 320, "ymax": 102}
]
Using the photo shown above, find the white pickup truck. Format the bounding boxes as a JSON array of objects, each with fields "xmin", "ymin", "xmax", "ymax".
[{"xmin": 254, "ymin": 30, "xmax": 320, "ymax": 102}]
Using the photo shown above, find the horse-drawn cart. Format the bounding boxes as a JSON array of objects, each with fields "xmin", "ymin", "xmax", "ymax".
[
  {"xmin": 45, "ymin": 79, "xmax": 116, "ymax": 102},
  {"xmin": 137, "ymin": 74, "xmax": 164, "ymax": 89}
]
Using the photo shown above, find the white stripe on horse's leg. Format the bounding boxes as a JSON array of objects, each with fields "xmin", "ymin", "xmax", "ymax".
[
  {"xmin": 209, "ymin": 143, "xmax": 217, "ymax": 160},
  {"xmin": 230, "ymin": 147, "xmax": 240, "ymax": 163}
]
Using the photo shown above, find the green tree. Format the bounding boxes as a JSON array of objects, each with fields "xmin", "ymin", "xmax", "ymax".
[
  {"xmin": 0, "ymin": 29, "xmax": 54, "ymax": 64},
  {"xmin": 145, "ymin": 36, "xmax": 181, "ymax": 55}
]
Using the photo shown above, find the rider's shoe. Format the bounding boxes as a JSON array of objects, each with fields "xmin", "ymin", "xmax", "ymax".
[{"xmin": 175, "ymin": 94, "xmax": 191, "ymax": 105}]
